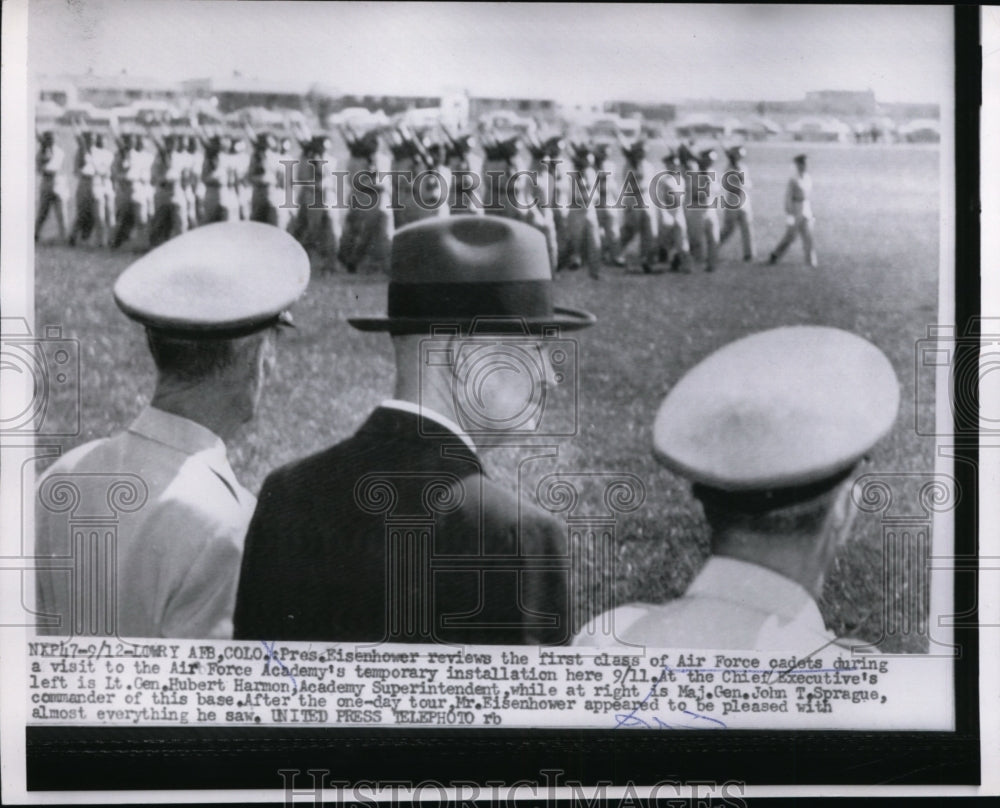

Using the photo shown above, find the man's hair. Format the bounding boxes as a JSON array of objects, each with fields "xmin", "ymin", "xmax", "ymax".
[
  {"xmin": 146, "ymin": 331, "xmax": 259, "ymax": 384},
  {"xmin": 692, "ymin": 476, "xmax": 848, "ymax": 545}
]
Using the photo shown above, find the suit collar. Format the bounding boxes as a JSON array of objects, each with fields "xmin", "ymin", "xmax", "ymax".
[
  {"xmin": 359, "ymin": 406, "xmax": 480, "ymax": 464},
  {"xmin": 378, "ymin": 399, "xmax": 478, "ymax": 455}
]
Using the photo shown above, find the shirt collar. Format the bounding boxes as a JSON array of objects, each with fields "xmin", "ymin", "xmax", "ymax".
[
  {"xmin": 379, "ymin": 399, "xmax": 478, "ymax": 455},
  {"xmin": 687, "ymin": 556, "xmax": 826, "ymax": 631},
  {"xmin": 127, "ymin": 406, "xmax": 244, "ymax": 502}
]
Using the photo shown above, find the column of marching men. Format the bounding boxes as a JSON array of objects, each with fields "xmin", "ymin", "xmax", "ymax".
[{"xmin": 36, "ymin": 117, "xmax": 819, "ymax": 271}]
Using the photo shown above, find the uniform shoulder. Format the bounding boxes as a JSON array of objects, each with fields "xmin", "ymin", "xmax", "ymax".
[{"xmin": 38, "ymin": 437, "xmax": 110, "ymax": 479}]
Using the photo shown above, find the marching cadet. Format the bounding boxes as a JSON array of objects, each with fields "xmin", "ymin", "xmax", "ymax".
[
  {"xmin": 68, "ymin": 126, "xmax": 100, "ymax": 247},
  {"xmin": 480, "ymin": 132, "xmax": 523, "ymax": 220},
  {"xmin": 36, "ymin": 222, "xmax": 310, "ymax": 638},
  {"xmin": 182, "ymin": 134, "xmax": 204, "ymax": 227},
  {"xmin": 301, "ymin": 133, "xmax": 342, "ymax": 272},
  {"xmin": 655, "ymin": 150, "xmax": 692, "ymax": 273},
  {"xmin": 566, "ymin": 142, "xmax": 603, "ymax": 279},
  {"xmin": 147, "ymin": 126, "xmax": 188, "ymax": 247},
  {"xmin": 718, "ymin": 145, "xmax": 756, "ymax": 262},
  {"xmin": 337, "ymin": 125, "xmax": 394, "ymax": 274},
  {"xmin": 617, "ymin": 138, "xmax": 659, "ymax": 273},
  {"xmin": 110, "ymin": 128, "xmax": 155, "ymax": 250},
  {"xmin": 387, "ymin": 126, "xmax": 421, "ymax": 228},
  {"xmin": 92, "ymin": 132, "xmax": 116, "ymax": 245},
  {"xmin": 440, "ymin": 125, "xmax": 484, "ymax": 215},
  {"xmin": 199, "ymin": 130, "xmax": 238, "ymax": 224},
  {"xmin": 272, "ymin": 135, "xmax": 296, "ymax": 232},
  {"xmin": 34, "ymin": 130, "xmax": 70, "ymax": 243},
  {"xmin": 574, "ymin": 326, "xmax": 899, "ymax": 651},
  {"xmin": 768, "ymin": 153, "xmax": 818, "ymax": 268},
  {"xmin": 246, "ymin": 127, "xmax": 278, "ymax": 224},
  {"xmin": 388, "ymin": 126, "xmax": 450, "ymax": 228},
  {"xmin": 685, "ymin": 147, "xmax": 721, "ymax": 272},
  {"xmin": 523, "ymin": 131, "xmax": 564, "ymax": 271},
  {"xmin": 234, "ymin": 216, "xmax": 594, "ymax": 644},
  {"xmin": 592, "ymin": 143, "xmax": 626, "ymax": 268},
  {"xmin": 230, "ymin": 135, "xmax": 252, "ymax": 221}
]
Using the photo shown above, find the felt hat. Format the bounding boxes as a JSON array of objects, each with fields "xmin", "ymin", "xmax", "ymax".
[{"xmin": 348, "ymin": 217, "xmax": 596, "ymax": 334}]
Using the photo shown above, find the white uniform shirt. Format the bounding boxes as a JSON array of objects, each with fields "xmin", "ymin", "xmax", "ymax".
[
  {"xmin": 124, "ymin": 148, "xmax": 154, "ymax": 183},
  {"xmin": 91, "ymin": 147, "xmax": 114, "ymax": 182},
  {"xmin": 36, "ymin": 406, "xmax": 255, "ymax": 639},
  {"xmin": 723, "ymin": 164, "xmax": 752, "ymax": 208},
  {"xmin": 573, "ymin": 557, "xmax": 837, "ymax": 652},
  {"xmin": 786, "ymin": 172, "xmax": 813, "ymax": 220},
  {"xmin": 654, "ymin": 170, "xmax": 686, "ymax": 213}
]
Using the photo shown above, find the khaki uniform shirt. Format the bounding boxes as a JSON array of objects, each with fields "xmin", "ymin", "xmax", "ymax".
[
  {"xmin": 36, "ymin": 407, "xmax": 254, "ymax": 639},
  {"xmin": 573, "ymin": 557, "xmax": 839, "ymax": 652}
]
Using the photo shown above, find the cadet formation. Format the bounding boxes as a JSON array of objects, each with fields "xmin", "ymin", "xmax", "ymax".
[
  {"xmin": 35, "ymin": 110, "xmax": 877, "ymax": 654},
  {"xmin": 35, "ymin": 114, "xmax": 822, "ymax": 277}
]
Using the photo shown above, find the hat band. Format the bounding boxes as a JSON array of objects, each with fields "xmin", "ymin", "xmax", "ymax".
[
  {"xmin": 691, "ymin": 465, "xmax": 857, "ymax": 515},
  {"xmin": 388, "ymin": 280, "xmax": 554, "ymax": 321},
  {"xmin": 144, "ymin": 313, "xmax": 287, "ymax": 341}
]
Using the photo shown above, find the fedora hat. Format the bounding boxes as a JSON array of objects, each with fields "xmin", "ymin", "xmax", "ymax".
[{"xmin": 348, "ymin": 217, "xmax": 596, "ymax": 334}]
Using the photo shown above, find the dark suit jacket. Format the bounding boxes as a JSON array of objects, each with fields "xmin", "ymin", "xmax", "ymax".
[{"xmin": 233, "ymin": 407, "xmax": 569, "ymax": 644}]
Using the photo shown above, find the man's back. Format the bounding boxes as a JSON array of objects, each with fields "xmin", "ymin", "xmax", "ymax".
[
  {"xmin": 574, "ymin": 558, "xmax": 836, "ymax": 652},
  {"xmin": 233, "ymin": 406, "xmax": 569, "ymax": 645},
  {"xmin": 36, "ymin": 407, "xmax": 254, "ymax": 639}
]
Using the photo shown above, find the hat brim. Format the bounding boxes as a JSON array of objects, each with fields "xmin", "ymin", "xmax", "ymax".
[{"xmin": 347, "ymin": 305, "xmax": 597, "ymax": 334}]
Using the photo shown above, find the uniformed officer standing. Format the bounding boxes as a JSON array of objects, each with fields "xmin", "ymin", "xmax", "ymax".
[
  {"xmin": 768, "ymin": 153, "xmax": 818, "ymax": 267},
  {"xmin": 34, "ymin": 131, "xmax": 70, "ymax": 243},
  {"xmin": 718, "ymin": 145, "xmax": 756, "ymax": 262},
  {"xmin": 574, "ymin": 326, "xmax": 899, "ymax": 651},
  {"xmin": 35, "ymin": 223, "xmax": 310, "ymax": 639}
]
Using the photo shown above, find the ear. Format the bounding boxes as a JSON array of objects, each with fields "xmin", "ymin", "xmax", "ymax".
[{"xmin": 826, "ymin": 476, "xmax": 859, "ymax": 546}]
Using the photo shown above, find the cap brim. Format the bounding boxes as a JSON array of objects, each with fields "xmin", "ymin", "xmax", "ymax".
[{"xmin": 348, "ymin": 305, "xmax": 597, "ymax": 334}]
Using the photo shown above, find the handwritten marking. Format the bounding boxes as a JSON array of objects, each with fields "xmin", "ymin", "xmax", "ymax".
[
  {"xmin": 614, "ymin": 664, "xmax": 727, "ymax": 730},
  {"xmin": 261, "ymin": 641, "xmax": 298, "ymax": 693}
]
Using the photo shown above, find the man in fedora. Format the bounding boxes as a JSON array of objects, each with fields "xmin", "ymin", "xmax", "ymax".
[
  {"xmin": 234, "ymin": 216, "xmax": 596, "ymax": 645},
  {"xmin": 35, "ymin": 223, "xmax": 310, "ymax": 639},
  {"xmin": 574, "ymin": 326, "xmax": 899, "ymax": 651}
]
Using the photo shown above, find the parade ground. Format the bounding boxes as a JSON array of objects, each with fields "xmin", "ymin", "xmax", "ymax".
[{"xmin": 34, "ymin": 141, "xmax": 942, "ymax": 652}]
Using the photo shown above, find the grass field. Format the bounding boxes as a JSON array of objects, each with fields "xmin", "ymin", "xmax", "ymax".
[{"xmin": 34, "ymin": 141, "xmax": 941, "ymax": 652}]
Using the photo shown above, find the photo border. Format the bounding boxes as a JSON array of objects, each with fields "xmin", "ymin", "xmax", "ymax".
[{"xmin": 7, "ymin": 3, "xmax": 984, "ymax": 797}]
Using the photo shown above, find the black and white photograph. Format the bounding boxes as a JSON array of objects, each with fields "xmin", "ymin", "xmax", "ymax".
[{"xmin": 1, "ymin": 0, "xmax": 993, "ymax": 802}]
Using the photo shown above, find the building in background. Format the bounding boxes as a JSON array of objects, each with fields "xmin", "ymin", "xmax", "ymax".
[
  {"xmin": 181, "ymin": 74, "xmax": 306, "ymax": 113},
  {"xmin": 37, "ymin": 72, "xmax": 181, "ymax": 109}
]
